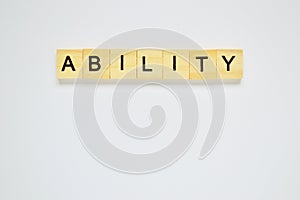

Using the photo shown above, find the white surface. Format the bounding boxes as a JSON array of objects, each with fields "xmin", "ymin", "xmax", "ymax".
[{"xmin": 1, "ymin": 0, "xmax": 300, "ymax": 199}]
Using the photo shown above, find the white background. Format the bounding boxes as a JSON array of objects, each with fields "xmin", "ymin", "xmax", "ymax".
[{"xmin": 1, "ymin": 0, "xmax": 300, "ymax": 199}]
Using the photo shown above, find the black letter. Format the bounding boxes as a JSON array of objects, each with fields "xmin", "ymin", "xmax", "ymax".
[
  {"xmin": 222, "ymin": 56, "xmax": 235, "ymax": 71},
  {"xmin": 173, "ymin": 56, "xmax": 176, "ymax": 71},
  {"xmin": 89, "ymin": 56, "xmax": 101, "ymax": 71},
  {"xmin": 196, "ymin": 56, "xmax": 208, "ymax": 72},
  {"xmin": 61, "ymin": 56, "xmax": 76, "ymax": 71},
  {"xmin": 142, "ymin": 56, "xmax": 152, "ymax": 72},
  {"xmin": 120, "ymin": 55, "xmax": 124, "ymax": 70}
]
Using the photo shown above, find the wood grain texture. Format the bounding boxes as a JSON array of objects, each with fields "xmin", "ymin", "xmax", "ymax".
[
  {"xmin": 110, "ymin": 49, "xmax": 136, "ymax": 79},
  {"xmin": 137, "ymin": 49, "xmax": 163, "ymax": 79},
  {"xmin": 82, "ymin": 49, "xmax": 110, "ymax": 79},
  {"xmin": 216, "ymin": 49, "xmax": 243, "ymax": 79},
  {"xmin": 56, "ymin": 48, "xmax": 243, "ymax": 80},
  {"xmin": 189, "ymin": 50, "xmax": 217, "ymax": 80},
  {"xmin": 56, "ymin": 49, "xmax": 82, "ymax": 79},
  {"xmin": 163, "ymin": 50, "xmax": 189, "ymax": 79}
]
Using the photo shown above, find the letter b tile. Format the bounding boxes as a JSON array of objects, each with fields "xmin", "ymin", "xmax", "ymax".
[{"xmin": 83, "ymin": 49, "xmax": 110, "ymax": 79}]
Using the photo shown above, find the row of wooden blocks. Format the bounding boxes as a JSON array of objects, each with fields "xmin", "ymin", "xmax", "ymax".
[{"xmin": 56, "ymin": 49, "xmax": 243, "ymax": 80}]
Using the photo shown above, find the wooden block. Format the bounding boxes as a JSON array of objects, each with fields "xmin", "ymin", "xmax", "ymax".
[
  {"xmin": 189, "ymin": 50, "xmax": 217, "ymax": 80},
  {"xmin": 110, "ymin": 49, "xmax": 136, "ymax": 79},
  {"xmin": 82, "ymin": 49, "xmax": 110, "ymax": 79},
  {"xmin": 56, "ymin": 49, "xmax": 82, "ymax": 79},
  {"xmin": 137, "ymin": 49, "xmax": 163, "ymax": 79},
  {"xmin": 163, "ymin": 50, "xmax": 189, "ymax": 79},
  {"xmin": 216, "ymin": 49, "xmax": 243, "ymax": 79}
]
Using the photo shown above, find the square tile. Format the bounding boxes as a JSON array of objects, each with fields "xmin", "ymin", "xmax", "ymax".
[
  {"xmin": 163, "ymin": 50, "xmax": 189, "ymax": 79},
  {"xmin": 82, "ymin": 49, "xmax": 110, "ymax": 79},
  {"xmin": 216, "ymin": 49, "xmax": 243, "ymax": 79},
  {"xmin": 189, "ymin": 50, "xmax": 217, "ymax": 80},
  {"xmin": 56, "ymin": 49, "xmax": 82, "ymax": 79},
  {"xmin": 137, "ymin": 49, "xmax": 163, "ymax": 79},
  {"xmin": 110, "ymin": 49, "xmax": 136, "ymax": 79}
]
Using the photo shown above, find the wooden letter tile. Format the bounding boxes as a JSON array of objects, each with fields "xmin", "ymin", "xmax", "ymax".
[
  {"xmin": 189, "ymin": 50, "xmax": 217, "ymax": 80},
  {"xmin": 216, "ymin": 49, "xmax": 243, "ymax": 79},
  {"xmin": 110, "ymin": 49, "xmax": 136, "ymax": 79},
  {"xmin": 137, "ymin": 49, "xmax": 163, "ymax": 79},
  {"xmin": 163, "ymin": 50, "xmax": 189, "ymax": 79},
  {"xmin": 83, "ymin": 49, "xmax": 110, "ymax": 79},
  {"xmin": 56, "ymin": 48, "xmax": 243, "ymax": 80},
  {"xmin": 56, "ymin": 49, "xmax": 82, "ymax": 79}
]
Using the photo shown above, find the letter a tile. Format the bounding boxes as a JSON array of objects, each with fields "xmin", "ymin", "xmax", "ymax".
[{"xmin": 56, "ymin": 49, "xmax": 82, "ymax": 79}]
